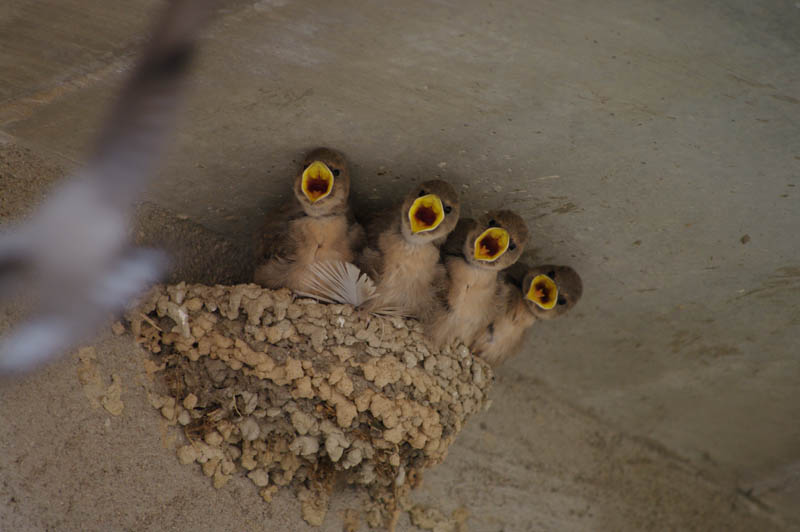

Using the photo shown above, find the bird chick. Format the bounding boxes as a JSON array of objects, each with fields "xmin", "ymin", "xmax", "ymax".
[
  {"xmin": 359, "ymin": 180, "xmax": 460, "ymax": 318},
  {"xmin": 429, "ymin": 210, "xmax": 529, "ymax": 347},
  {"xmin": 253, "ymin": 148, "xmax": 364, "ymax": 293},
  {"xmin": 472, "ymin": 264, "xmax": 583, "ymax": 367}
]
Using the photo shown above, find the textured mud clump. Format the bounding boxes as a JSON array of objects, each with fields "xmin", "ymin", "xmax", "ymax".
[{"xmin": 129, "ymin": 283, "xmax": 493, "ymax": 527}]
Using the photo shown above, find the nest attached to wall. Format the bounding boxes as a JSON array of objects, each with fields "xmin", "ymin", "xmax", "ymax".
[{"xmin": 129, "ymin": 283, "xmax": 493, "ymax": 527}]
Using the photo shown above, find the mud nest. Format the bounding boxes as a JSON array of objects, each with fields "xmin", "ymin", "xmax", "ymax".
[{"xmin": 129, "ymin": 283, "xmax": 493, "ymax": 527}]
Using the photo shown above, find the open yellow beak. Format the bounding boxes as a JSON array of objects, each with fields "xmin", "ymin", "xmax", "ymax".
[
  {"xmin": 526, "ymin": 274, "xmax": 558, "ymax": 310},
  {"xmin": 408, "ymin": 194, "xmax": 445, "ymax": 234},
  {"xmin": 301, "ymin": 161, "xmax": 334, "ymax": 203},
  {"xmin": 473, "ymin": 227, "xmax": 510, "ymax": 262}
]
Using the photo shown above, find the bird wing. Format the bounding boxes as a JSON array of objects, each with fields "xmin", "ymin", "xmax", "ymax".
[
  {"xmin": 85, "ymin": 0, "xmax": 217, "ymax": 205},
  {"xmin": 356, "ymin": 245, "xmax": 383, "ymax": 280},
  {"xmin": 255, "ymin": 199, "xmax": 305, "ymax": 263},
  {"xmin": 0, "ymin": 0, "xmax": 216, "ymax": 375},
  {"xmin": 346, "ymin": 207, "xmax": 367, "ymax": 255}
]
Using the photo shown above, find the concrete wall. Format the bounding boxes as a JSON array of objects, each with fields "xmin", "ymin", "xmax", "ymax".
[{"xmin": 2, "ymin": 0, "xmax": 798, "ymax": 529}]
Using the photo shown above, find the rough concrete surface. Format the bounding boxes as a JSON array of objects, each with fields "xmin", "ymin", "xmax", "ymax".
[{"xmin": 1, "ymin": 0, "xmax": 799, "ymax": 530}]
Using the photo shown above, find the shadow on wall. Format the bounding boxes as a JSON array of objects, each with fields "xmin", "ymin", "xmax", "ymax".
[
  {"xmin": 134, "ymin": 202, "xmax": 255, "ymax": 285},
  {"xmin": 145, "ymin": 144, "xmax": 570, "ymax": 289}
]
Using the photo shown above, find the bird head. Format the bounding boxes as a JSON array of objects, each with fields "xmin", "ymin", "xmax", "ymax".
[
  {"xmin": 521, "ymin": 265, "xmax": 583, "ymax": 319},
  {"xmin": 400, "ymin": 180, "xmax": 460, "ymax": 244},
  {"xmin": 465, "ymin": 210, "xmax": 528, "ymax": 270}
]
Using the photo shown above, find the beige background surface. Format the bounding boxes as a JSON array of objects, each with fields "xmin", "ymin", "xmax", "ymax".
[{"xmin": 1, "ymin": 0, "xmax": 799, "ymax": 530}]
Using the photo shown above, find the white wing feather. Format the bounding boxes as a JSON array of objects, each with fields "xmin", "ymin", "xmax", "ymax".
[
  {"xmin": 296, "ymin": 261, "xmax": 376, "ymax": 306},
  {"xmin": 296, "ymin": 260, "xmax": 411, "ymax": 317}
]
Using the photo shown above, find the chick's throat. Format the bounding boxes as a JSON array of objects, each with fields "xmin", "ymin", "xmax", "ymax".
[
  {"xmin": 474, "ymin": 227, "xmax": 510, "ymax": 261},
  {"xmin": 408, "ymin": 194, "xmax": 445, "ymax": 233},
  {"xmin": 526, "ymin": 274, "xmax": 558, "ymax": 309},
  {"xmin": 301, "ymin": 161, "xmax": 335, "ymax": 203}
]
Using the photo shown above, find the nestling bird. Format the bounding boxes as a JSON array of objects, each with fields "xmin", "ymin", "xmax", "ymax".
[
  {"xmin": 471, "ymin": 264, "xmax": 583, "ymax": 367},
  {"xmin": 429, "ymin": 210, "xmax": 529, "ymax": 347},
  {"xmin": 253, "ymin": 148, "xmax": 364, "ymax": 293},
  {"xmin": 358, "ymin": 180, "xmax": 460, "ymax": 318}
]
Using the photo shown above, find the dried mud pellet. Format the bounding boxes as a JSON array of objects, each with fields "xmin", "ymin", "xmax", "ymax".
[
  {"xmin": 238, "ymin": 417, "xmax": 260, "ymax": 441},
  {"xmin": 182, "ymin": 393, "xmax": 198, "ymax": 410},
  {"xmin": 212, "ymin": 470, "xmax": 230, "ymax": 489},
  {"xmin": 204, "ymin": 431, "xmax": 223, "ymax": 447},
  {"xmin": 177, "ymin": 409, "xmax": 191, "ymax": 426},
  {"xmin": 247, "ymin": 469, "xmax": 270, "ymax": 487},
  {"xmin": 176, "ymin": 445, "xmax": 199, "ymax": 465}
]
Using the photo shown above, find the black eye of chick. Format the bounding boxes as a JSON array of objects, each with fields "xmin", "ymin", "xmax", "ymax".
[
  {"xmin": 444, "ymin": 205, "xmax": 452, "ymax": 214},
  {"xmin": 488, "ymin": 219, "xmax": 497, "ymax": 227},
  {"xmin": 509, "ymin": 241, "xmax": 516, "ymax": 250},
  {"xmin": 332, "ymin": 168, "xmax": 340, "ymax": 177},
  {"xmin": 557, "ymin": 296, "xmax": 567, "ymax": 306},
  {"xmin": 547, "ymin": 270, "xmax": 556, "ymax": 279},
  {"xmin": 418, "ymin": 190, "xmax": 427, "ymax": 197}
]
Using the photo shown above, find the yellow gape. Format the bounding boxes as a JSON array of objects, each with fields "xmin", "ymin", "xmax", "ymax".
[
  {"xmin": 301, "ymin": 161, "xmax": 334, "ymax": 203},
  {"xmin": 408, "ymin": 194, "xmax": 445, "ymax": 233},
  {"xmin": 473, "ymin": 227, "xmax": 510, "ymax": 262},
  {"xmin": 526, "ymin": 274, "xmax": 558, "ymax": 310}
]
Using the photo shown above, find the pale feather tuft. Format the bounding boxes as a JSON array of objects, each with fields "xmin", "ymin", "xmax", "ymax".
[
  {"xmin": 297, "ymin": 261, "xmax": 376, "ymax": 306},
  {"xmin": 296, "ymin": 261, "xmax": 409, "ymax": 316}
]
